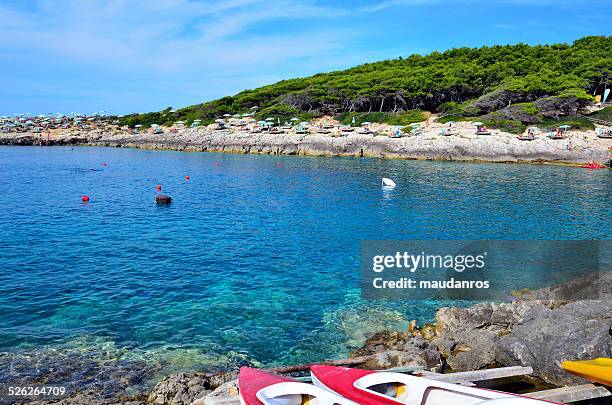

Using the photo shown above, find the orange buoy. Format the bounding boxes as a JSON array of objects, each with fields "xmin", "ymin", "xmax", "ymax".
[
  {"xmin": 185, "ymin": 175, "xmax": 190, "ymax": 180},
  {"xmin": 156, "ymin": 185, "xmax": 162, "ymax": 191},
  {"xmin": 82, "ymin": 195, "xmax": 90, "ymax": 202}
]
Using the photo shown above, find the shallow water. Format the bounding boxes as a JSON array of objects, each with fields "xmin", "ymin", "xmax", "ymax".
[{"xmin": 0, "ymin": 146, "xmax": 609, "ymax": 392}]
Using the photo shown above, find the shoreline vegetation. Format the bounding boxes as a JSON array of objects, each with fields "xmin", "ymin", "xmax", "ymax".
[
  {"xmin": 2, "ymin": 36, "xmax": 611, "ymax": 166},
  {"xmin": 116, "ymin": 36, "xmax": 611, "ymax": 135}
]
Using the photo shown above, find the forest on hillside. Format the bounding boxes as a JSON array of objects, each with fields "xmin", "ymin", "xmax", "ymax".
[{"xmin": 121, "ymin": 36, "xmax": 611, "ymax": 133}]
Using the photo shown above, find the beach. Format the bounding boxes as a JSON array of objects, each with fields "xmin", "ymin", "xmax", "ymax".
[{"xmin": 1, "ymin": 120, "xmax": 611, "ymax": 165}]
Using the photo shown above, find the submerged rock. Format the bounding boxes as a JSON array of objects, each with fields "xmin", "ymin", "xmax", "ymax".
[{"xmin": 0, "ymin": 342, "xmax": 157, "ymax": 405}]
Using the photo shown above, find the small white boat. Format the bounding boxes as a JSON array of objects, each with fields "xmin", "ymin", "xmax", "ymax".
[
  {"xmin": 239, "ymin": 367, "xmax": 356, "ymax": 405},
  {"xmin": 382, "ymin": 178, "xmax": 396, "ymax": 188},
  {"xmin": 310, "ymin": 365, "xmax": 560, "ymax": 405}
]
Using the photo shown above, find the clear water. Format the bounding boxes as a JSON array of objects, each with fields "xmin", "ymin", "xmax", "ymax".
[{"xmin": 0, "ymin": 146, "xmax": 609, "ymax": 389}]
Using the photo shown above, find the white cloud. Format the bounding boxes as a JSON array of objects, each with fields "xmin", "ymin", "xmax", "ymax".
[
  {"xmin": 361, "ymin": 0, "xmax": 603, "ymax": 12},
  {"xmin": 0, "ymin": 0, "xmax": 359, "ymax": 113},
  {"xmin": 362, "ymin": 0, "xmax": 439, "ymax": 12},
  {"xmin": 0, "ymin": 0, "xmax": 350, "ymax": 72}
]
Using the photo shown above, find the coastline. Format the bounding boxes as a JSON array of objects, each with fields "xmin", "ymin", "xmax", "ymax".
[
  {"xmin": 4, "ymin": 272, "xmax": 609, "ymax": 405},
  {"xmin": 0, "ymin": 129, "xmax": 610, "ymax": 405},
  {"xmin": 1, "ymin": 122, "xmax": 611, "ymax": 166},
  {"xmin": 147, "ymin": 271, "xmax": 611, "ymax": 405}
]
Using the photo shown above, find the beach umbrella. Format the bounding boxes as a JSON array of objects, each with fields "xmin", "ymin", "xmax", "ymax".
[
  {"xmin": 361, "ymin": 122, "xmax": 371, "ymax": 126},
  {"xmin": 251, "ymin": 106, "xmax": 259, "ymax": 110},
  {"xmin": 266, "ymin": 117, "xmax": 275, "ymax": 121},
  {"xmin": 472, "ymin": 121, "xmax": 483, "ymax": 126},
  {"xmin": 215, "ymin": 119, "xmax": 225, "ymax": 123},
  {"xmin": 223, "ymin": 114, "xmax": 232, "ymax": 118},
  {"xmin": 135, "ymin": 124, "xmax": 142, "ymax": 128},
  {"xmin": 559, "ymin": 125, "xmax": 572, "ymax": 129}
]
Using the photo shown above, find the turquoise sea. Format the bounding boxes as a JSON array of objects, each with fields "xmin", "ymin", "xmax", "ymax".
[{"xmin": 0, "ymin": 146, "xmax": 609, "ymax": 395}]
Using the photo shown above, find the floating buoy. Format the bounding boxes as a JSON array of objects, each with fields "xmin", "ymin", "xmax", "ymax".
[
  {"xmin": 82, "ymin": 195, "xmax": 90, "ymax": 202},
  {"xmin": 102, "ymin": 162, "xmax": 108, "ymax": 167},
  {"xmin": 185, "ymin": 175, "xmax": 190, "ymax": 180},
  {"xmin": 156, "ymin": 184, "xmax": 162, "ymax": 191},
  {"xmin": 156, "ymin": 195, "xmax": 172, "ymax": 204},
  {"xmin": 382, "ymin": 178, "xmax": 396, "ymax": 188},
  {"xmin": 276, "ymin": 162, "xmax": 282, "ymax": 168},
  {"xmin": 216, "ymin": 162, "xmax": 221, "ymax": 167}
]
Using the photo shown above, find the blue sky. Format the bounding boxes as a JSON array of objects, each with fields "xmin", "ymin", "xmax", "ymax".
[{"xmin": 0, "ymin": 0, "xmax": 609, "ymax": 115}]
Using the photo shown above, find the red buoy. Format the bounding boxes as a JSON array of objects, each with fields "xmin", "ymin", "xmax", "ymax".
[
  {"xmin": 156, "ymin": 184, "xmax": 162, "ymax": 191},
  {"xmin": 82, "ymin": 195, "xmax": 90, "ymax": 202},
  {"xmin": 102, "ymin": 162, "xmax": 108, "ymax": 167},
  {"xmin": 185, "ymin": 175, "xmax": 190, "ymax": 180}
]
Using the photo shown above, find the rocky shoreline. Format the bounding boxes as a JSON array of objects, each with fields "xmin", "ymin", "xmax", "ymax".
[
  {"xmin": 143, "ymin": 272, "xmax": 611, "ymax": 405},
  {"xmin": 1, "ymin": 124, "xmax": 611, "ymax": 165},
  {"xmin": 10, "ymin": 272, "xmax": 609, "ymax": 405}
]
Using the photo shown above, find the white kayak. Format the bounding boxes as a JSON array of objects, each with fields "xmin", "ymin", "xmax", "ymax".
[
  {"xmin": 239, "ymin": 366, "xmax": 357, "ymax": 405},
  {"xmin": 310, "ymin": 365, "xmax": 560, "ymax": 405}
]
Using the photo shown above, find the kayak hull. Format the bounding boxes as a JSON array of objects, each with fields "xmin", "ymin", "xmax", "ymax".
[
  {"xmin": 310, "ymin": 365, "xmax": 559, "ymax": 405},
  {"xmin": 239, "ymin": 367, "xmax": 294, "ymax": 405},
  {"xmin": 239, "ymin": 366, "xmax": 357, "ymax": 405},
  {"xmin": 562, "ymin": 358, "xmax": 612, "ymax": 386}
]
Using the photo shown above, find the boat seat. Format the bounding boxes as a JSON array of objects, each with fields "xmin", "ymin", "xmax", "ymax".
[{"xmin": 258, "ymin": 382, "xmax": 356, "ymax": 405}]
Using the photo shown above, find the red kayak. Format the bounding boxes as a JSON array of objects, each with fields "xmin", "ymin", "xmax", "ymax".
[
  {"xmin": 310, "ymin": 365, "xmax": 560, "ymax": 404},
  {"xmin": 580, "ymin": 163, "xmax": 606, "ymax": 169},
  {"xmin": 239, "ymin": 367, "xmax": 356, "ymax": 405}
]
